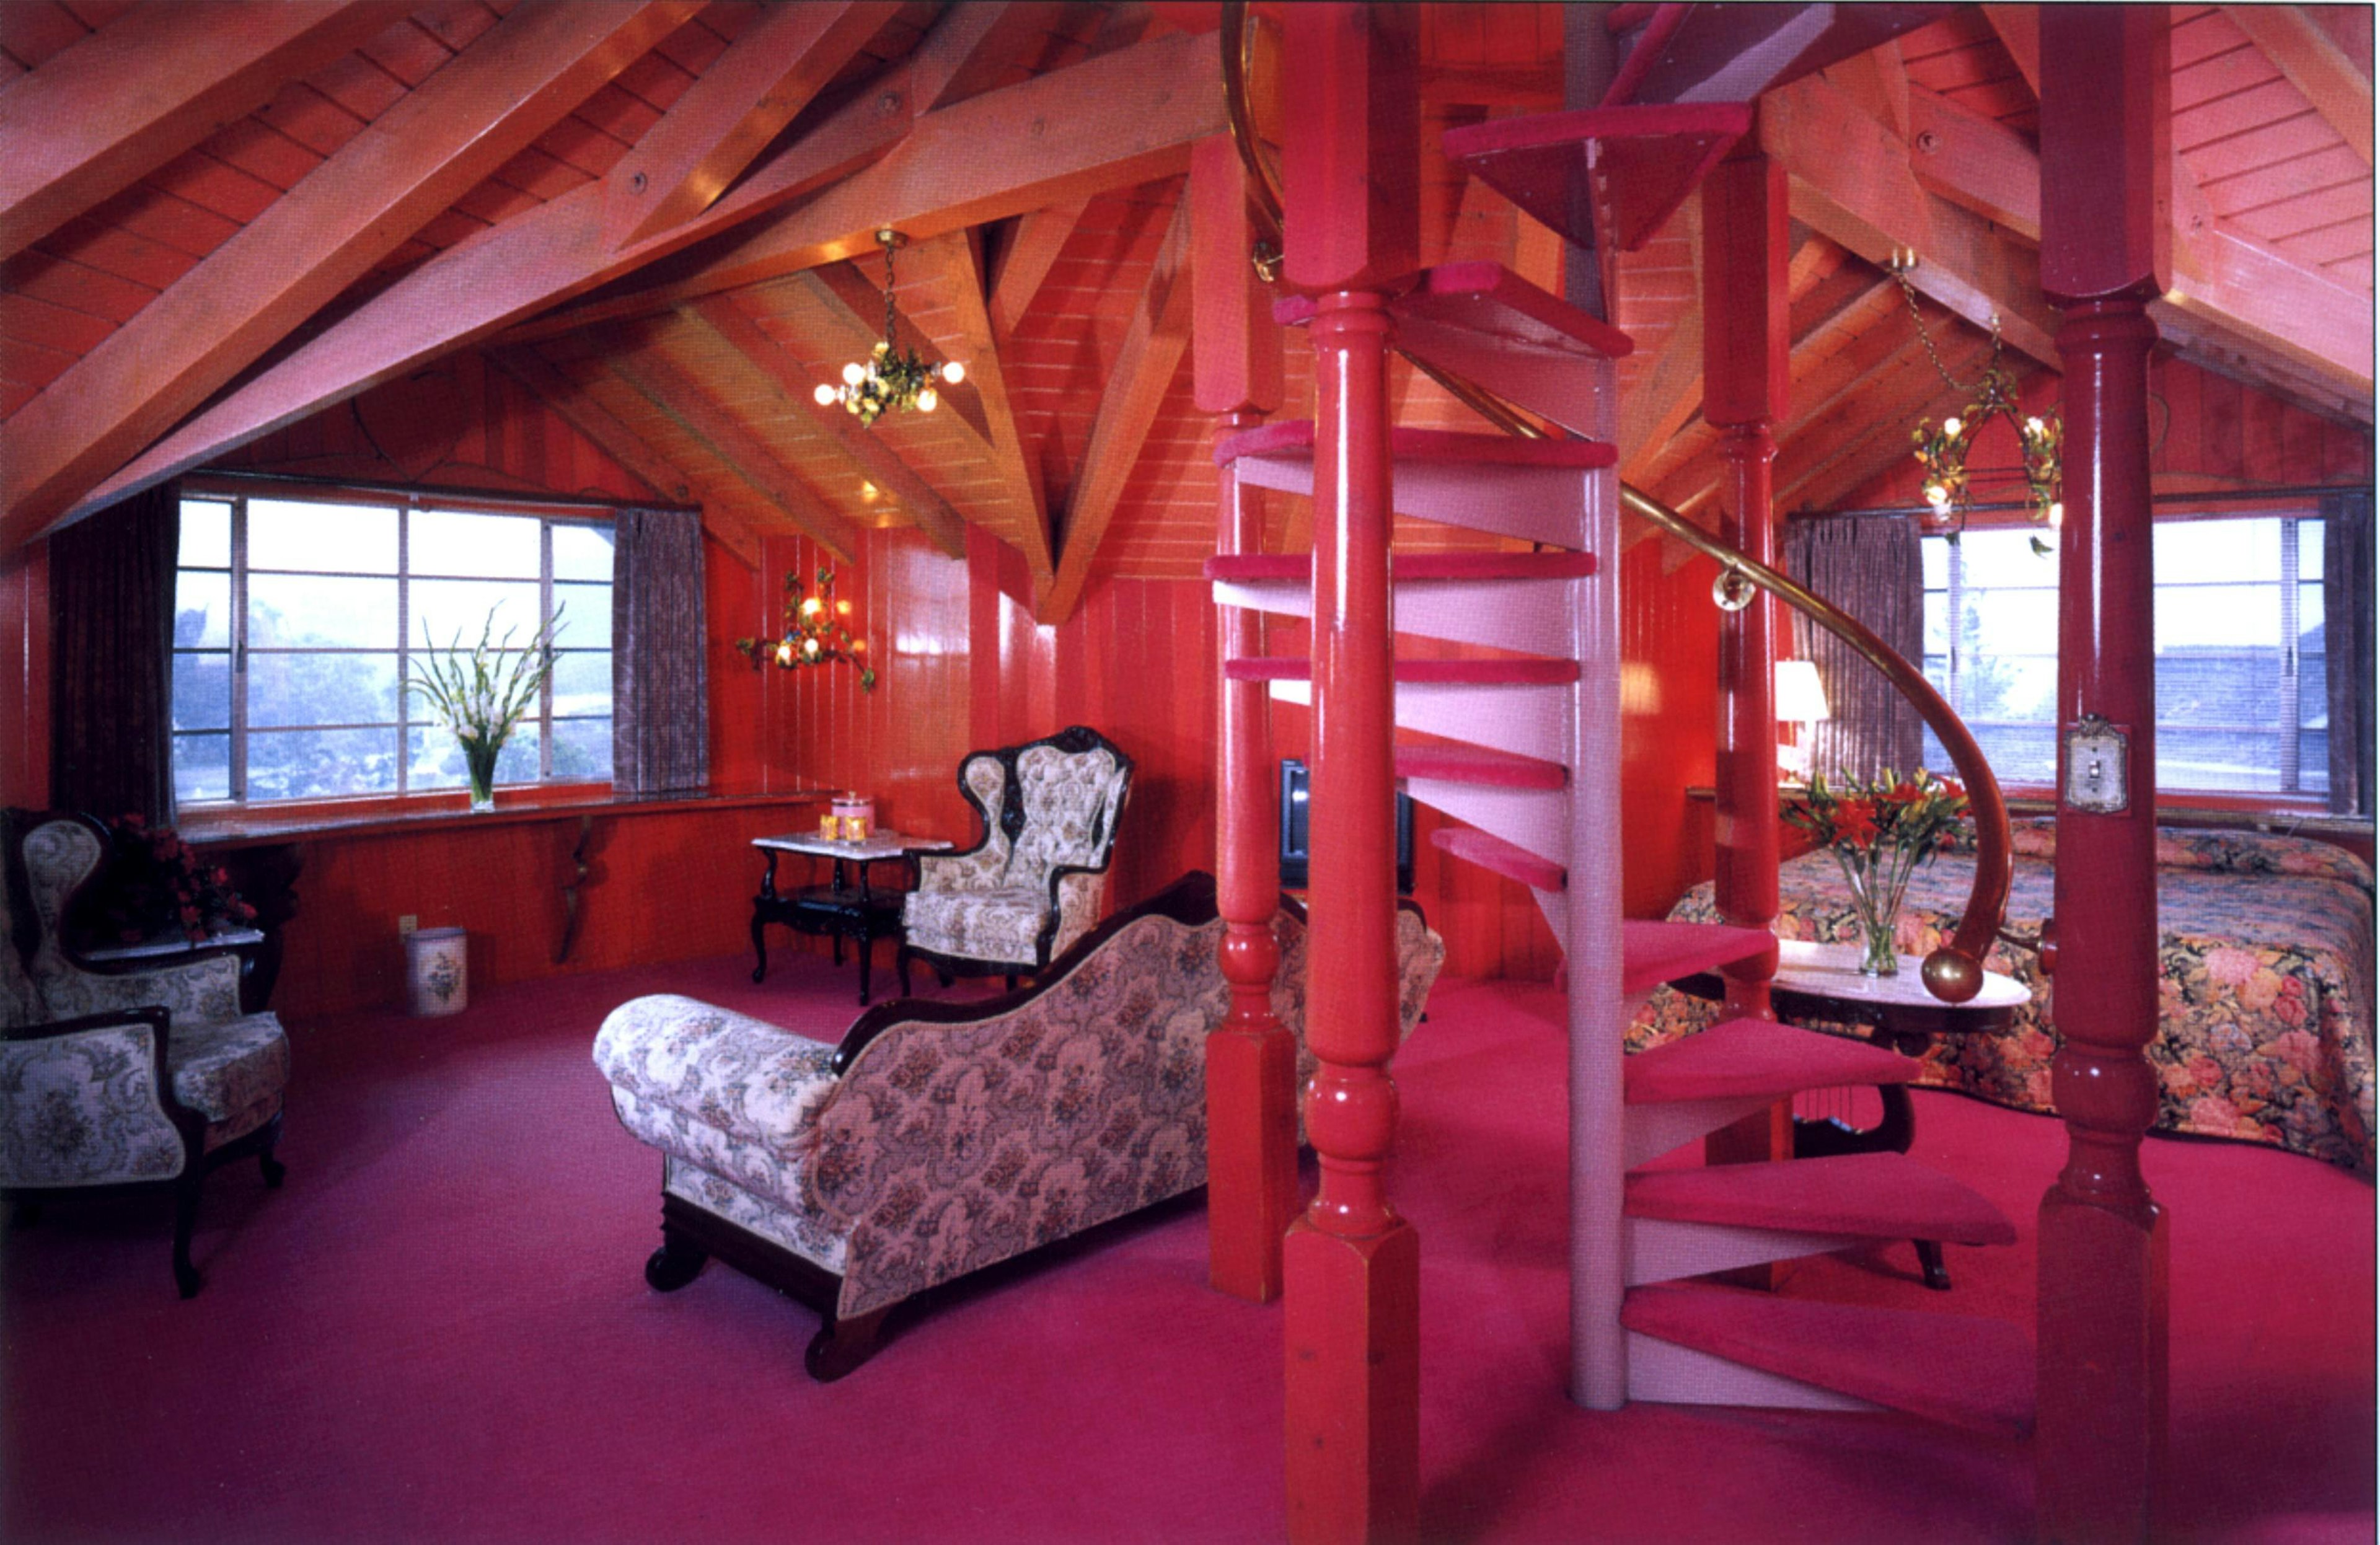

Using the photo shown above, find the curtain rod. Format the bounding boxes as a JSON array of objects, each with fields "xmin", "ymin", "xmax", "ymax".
[
  {"xmin": 178, "ymin": 467, "xmax": 699, "ymax": 517},
  {"xmin": 1795, "ymin": 482, "xmax": 2374, "ymax": 521}
]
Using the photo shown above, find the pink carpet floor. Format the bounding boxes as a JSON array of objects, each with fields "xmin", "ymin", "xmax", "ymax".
[{"xmin": 4, "ymin": 953, "xmax": 2371, "ymax": 1543}]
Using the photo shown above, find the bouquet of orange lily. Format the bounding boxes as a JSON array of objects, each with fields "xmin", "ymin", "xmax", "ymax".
[{"xmin": 1783, "ymin": 767, "xmax": 1970, "ymax": 975}]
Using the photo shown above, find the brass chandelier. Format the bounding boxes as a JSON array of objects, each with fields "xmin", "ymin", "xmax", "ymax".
[
  {"xmin": 813, "ymin": 229, "xmax": 964, "ymax": 426},
  {"xmin": 1893, "ymin": 258, "xmax": 2063, "ymax": 553}
]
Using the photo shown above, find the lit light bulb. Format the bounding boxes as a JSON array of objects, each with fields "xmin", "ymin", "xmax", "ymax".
[
  {"xmin": 814, "ymin": 382, "xmax": 839, "ymax": 407},
  {"xmin": 804, "ymin": 636, "xmax": 821, "ymax": 657},
  {"xmin": 916, "ymin": 387, "xmax": 938, "ymax": 413},
  {"xmin": 2025, "ymin": 416, "xmax": 2045, "ymax": 435},
  {"xmin": 852, "ymin": 639, "xmax": 866, "ymax": 653},
  {"xmin": 941, "ymin": 360, "xmax": 965, "ymax": 385},
  {"xmin": 2048, "ymin": 501, "xmax": 2065, "ymax": 528},
  {"xmin": 842, "ymin": 361, "xmax": 865, "ymax": 387},
  {"xmin": 835, "ymin": 599, "xmax": 852, "ymax": 615},
  {"xmin": 858, "ymin": 481, "xmax": 879, "ymax": 501},
  {"xmin": 800, "ymin": 597, "xmax": 824, "ymax": 618},
  {"xmin": 1942, "ymin": 416, "xmax": 1963, "ymax": 438},
  {"xmin": 774, "ymin": 640, "xmax": 793, "ymax": 666},
  {"xmin": 1924, "ymin": 482, "xmax": 1950, "ymax": 509}
]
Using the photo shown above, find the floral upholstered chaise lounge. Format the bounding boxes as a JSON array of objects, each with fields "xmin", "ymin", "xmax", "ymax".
[{"xmin": 593, "ymin": 873, "xmax": 1443, "ymax": 1379}]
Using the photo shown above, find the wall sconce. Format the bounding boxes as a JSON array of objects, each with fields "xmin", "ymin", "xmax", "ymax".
[
  {"xmin": 734, "ymin": 565, "xmax": 876, "ymax": 690},
  {"xmin": 1774, "ymin": 658, "xmax": 1830, "ymax": 784}
]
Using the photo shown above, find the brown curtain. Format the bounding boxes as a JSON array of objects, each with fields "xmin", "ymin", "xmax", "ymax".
[
  {"xmin": 1784, "ymin": 514, "xmax": 1924, "ymax": 782},
  {"xmin": 48, "ymin": 485, "xmax": 178, "ymax": 824},
  {"xmin": 610, "ymin": 506, "xmax": 708, "ymax": 796},
  {"xmin": 2324, "ymin": 488, "xmax": 2374, "ymax": 816}
]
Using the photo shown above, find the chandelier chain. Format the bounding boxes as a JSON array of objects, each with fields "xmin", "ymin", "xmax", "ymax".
[{"xmin": 1892, "ymin": 264, "xmax": 2002, "ymax": 395}]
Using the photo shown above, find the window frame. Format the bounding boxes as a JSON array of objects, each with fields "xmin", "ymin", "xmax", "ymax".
[{"xmin": 174, "ymin": 482, "xmax": 615, "ymax": 808}]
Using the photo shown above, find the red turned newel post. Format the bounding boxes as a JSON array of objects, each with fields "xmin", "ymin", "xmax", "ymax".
[
  {"xmin": 1278, "ymin": 7, "xmax": 1421, "ymax": 1543},
  {"xmin": 1192, "ymin": 133, "xmax": 1292, "ymax": 1303},
  {"xmin": 2037, "ymin": 8, "xmax": 2171, "ymax": 1541}
]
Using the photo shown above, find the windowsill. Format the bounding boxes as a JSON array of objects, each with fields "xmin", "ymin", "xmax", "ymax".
[
  {"xmin": 177, "ymin": 783, "xmax": 838, "ymax": 848},
  {"xmin": 1684, "ymin": 783, "xmax": 2373, "ymax": 838}
]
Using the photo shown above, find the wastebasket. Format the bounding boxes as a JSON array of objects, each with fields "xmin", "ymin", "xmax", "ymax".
[{"xmin": 406, "ymin": 926, "xmax": 469, "ymax": 1016}]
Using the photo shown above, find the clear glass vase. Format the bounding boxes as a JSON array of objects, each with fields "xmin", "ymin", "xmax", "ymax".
[
  {"xmin": 464, "ymin": 741, "xmax": 500, "ymax": 813},
  {"xmin": 1835, "ymin": 847, "xmax": 1909, "ymax": 977}
]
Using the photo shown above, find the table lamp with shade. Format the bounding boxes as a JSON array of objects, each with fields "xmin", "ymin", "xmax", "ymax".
[{"xmin": 1774, "ymin": 658, "xmax": 1831, "ymax": 783}]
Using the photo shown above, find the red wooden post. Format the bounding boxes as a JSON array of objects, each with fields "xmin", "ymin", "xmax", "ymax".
[
  {"xmin": 1192, "ymin": 134, "xmax": 1292, "ymax": 1303},
  {"xmin": 1701, "ymin": 144, "xmax": 1791, "ymax": 1177},
  {"xmin": 2037, "ymin": 9, "xmax": 2171, "ymax": 1541},
  {"xmin": 1279, "ymin": 9, "xmax": 1420, "ymax": 1543}
]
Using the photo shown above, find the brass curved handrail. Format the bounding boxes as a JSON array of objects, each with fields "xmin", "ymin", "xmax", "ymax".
[{"xmin": 1219, "ymin": 4, "xmax": 2010, "ymax": 1003}]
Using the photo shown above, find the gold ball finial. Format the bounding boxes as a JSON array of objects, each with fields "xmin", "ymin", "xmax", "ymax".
[{"xmin": 1921, "ymin": 948, "xmax": 1982, "ymax": 1005}]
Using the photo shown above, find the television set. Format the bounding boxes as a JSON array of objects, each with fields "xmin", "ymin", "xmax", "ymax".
[{"xmin": 1277, "ymin": 758, "xmax": 1416, "ymax": 896}]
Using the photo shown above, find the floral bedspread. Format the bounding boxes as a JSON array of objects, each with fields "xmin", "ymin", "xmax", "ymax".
[{"xmin": 1635, "ymin": 822, "xmax": 2377, "ymax": 1176}]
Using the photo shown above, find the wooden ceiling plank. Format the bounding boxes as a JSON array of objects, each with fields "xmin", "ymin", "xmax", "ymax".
[
  {"xmin": 2158, "ymin": 227, "xmax": 2376, "ymax": 416},
  {"xmin": 1036, "ymin": 194, "xmax": 1192, "ymax": 623},
  {"xmin": 0, "ymin": 1, "xmax": 410, "ymax": 262},
  {"xmin": 1976, "ymin": 4, "xmax": 2039, "ymax": 96},
  {"xmin": 483, "ymin": 340, "xmax": 759, "ymax": 568},
  {"xmin": 602, "ymin": 327, "xmax": 862, "ymax": 564},
  {"xmin": 2, "ymin": 0, "xmax": 702, "ymax": 550},
  {"xmin": 681, "ymin": 294, "xmax": 969, "ymax": 559},
  {"xmin": 915, "ymin": 227, "xmax": 1055, "ymax": 579},
  {"xmin": 1907, "ymin": 84, "xmax": 2040, "ymax": 240},
  {"xmin": 989, "ymin": 197, "xmax": 1090, "ymax": 340},
  {"xmin": 909, "ymin": 1, "xmax": 1071, "ymax": 115},
  {"xmin": 601, "ymin": 1, "xmax": 897, "ymax": 250},
  {"xmin": 2224, "ymin": 4, "xmax": 2373, "ymax": 169},
  {"xmin": 66, "ymin": 51, "xmax": 918, "ymax": 527}
]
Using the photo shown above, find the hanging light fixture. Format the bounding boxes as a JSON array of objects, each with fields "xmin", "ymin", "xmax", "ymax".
[
  {"xmin": 813, "ymin": 229, "xmax": 965, "ymax": 426},
  {"xmin": 1893, "ymin": 257, "xmax": 2063, "ymax": 553},
  {"xmin": 733, "ymin": 566, "xmax": 876, "ymax": 690}
]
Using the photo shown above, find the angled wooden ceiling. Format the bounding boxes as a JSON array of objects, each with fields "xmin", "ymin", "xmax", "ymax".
[{"xmin": 1, "ymin": 2, "xmax": 2371, "ymax": 619}]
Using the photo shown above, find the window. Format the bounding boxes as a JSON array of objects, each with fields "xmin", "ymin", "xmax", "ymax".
[
  {"xmin": 172, "ymin": 490, "xmax": 614, "ymax": 806},
  {"xmin": 1921, "ymin": 514, "xmax": 2327, "ymax": 796}
]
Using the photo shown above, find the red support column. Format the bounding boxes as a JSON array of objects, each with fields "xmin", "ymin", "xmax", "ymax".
[
  {"xmin": 1191, "ymin": 134, "xmax": 1292, "ymax": 1304},
  {"xmin": 1278, "ymin": 10, "xmax": 1419, "ymax": 1543},
  {"xmin": 1701, "ymin": 144, "xmax": 1790, "ymax": 1179},
  {"xmin": 2037, "ymin": 10, "xmax": 2171, "ymax": 1541}
]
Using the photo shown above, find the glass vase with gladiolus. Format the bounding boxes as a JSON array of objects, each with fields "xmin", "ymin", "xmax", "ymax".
[{"xmin": 1784, "ymin": 768, "xmax": 1971, "ymax": 976}]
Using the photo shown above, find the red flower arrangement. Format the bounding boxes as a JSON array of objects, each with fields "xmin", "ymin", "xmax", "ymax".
[
  {"xmin": 1783, "ymin": 768, "xmax": 1970, "ymax": 975},
  {"xmin": 76, "ymin": 813, "xmax": 258, "ymax": 947}
]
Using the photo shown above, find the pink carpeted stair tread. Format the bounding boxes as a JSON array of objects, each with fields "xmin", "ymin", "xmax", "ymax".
[
  {"xmin": 1624, "ymin": 1153, "xmax": 2017, "ymax": 1247},
  {"xmin": 1431, "ymin": 827, "xmax": 1563, "ymax": 891},
  {"xmin": 1620, "ymin": 918, "xmax": 1772, "ymax": 997},
  {"xmin": 1268, "ymin": 266, "xmax": 1635, "ymax": 361},
  {"xmin": 1206, "ymin": 552, "xmax": 1597, "ymax": 584},
  {"xmin": 1626, "ymin": 1018, "xmax": 1921, "ymax": 1105},
  {"xmin": 1225, "ymin": 657, "xmax": 1579, "ymax": 685},
  {"xmin": 1217, "ymin": 418, "xmax": 1617, "ymax": 471},
  {"xmin": 1395, "ymin": 744, "xmax": 1566, "ymax": 792},
  {"xmin": 1622, "ymin": 1283, "xmax": 2035, "ymax": 1438},
  {"xmin": 1443, "ymin": 103, "xmax": 1753, "ymax": 253}
]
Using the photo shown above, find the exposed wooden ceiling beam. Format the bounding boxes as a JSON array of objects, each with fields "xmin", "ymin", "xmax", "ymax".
[
  {"xmin": 599, "ymin": 327, "xmax": 863, "ymax": 565},
  {"xmin": 505, "ymin": 29, "xmax": 1227, "ymax": 340},
  {"xmin": 2224, "ymin": 5, "xmax": 2373, "ymax": 169},
  {"xmin": 989, "ymin": 198, "xmax": 1090, "ymax": 340},
  {"xmin": 601, "ymin": 1, "xmax": 901, "ymax": 250},
  {"xmin": 1787, "ymin": 335, "xmax": 2009, "ymax": 513},
  {"xmin": 67, "ymin": 22, "xmax": 910, "ymax": 526},
  {"xmin": 2, "ymin": 0, "xmax": 701, "ymax": 551},
  {"xmin": 680, "ymin": 294, "xmax": 970, "ymax": 560},
  {"xmin": 0, "ymin": 0, "xmax": 408, "ymax": 263},
  {"xmin": 484, "ymin": 343, "xmax": 759, "ymax": 569},
  {"xmin": 1978, "ymin": 4, "xmax": 2040, "ymax": 94},
  {"xmin": 916, "ymin": 227, "xmax": 1056, "ymax": 580},
  {"xmin": 909, "ymin": 1, "xmax": 1072, "ymax": 114},
  {"xmin": 1037, "ymin": 194, "xmax": 1193, "ymax": 624}
]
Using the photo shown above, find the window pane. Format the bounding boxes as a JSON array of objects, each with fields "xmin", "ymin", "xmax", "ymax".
[
  {"xmin": 2154, "ymin": 583, "xmax": 2281, "ymax": 651},
  {"xmin": 552, "ymin": 521, "xmax": 615, "ymax": 581},
  {"xmin": 411, "ymin": 578, "xmax": 541, "ymax": 647},
  {"xmin": 2156, "ymin": 517, "xmax": 2280, "ymax": 584},
  {"xmin": 2301, "ymin": 584, "xmax": 2327, "ymax": 728},
  {"xmin": 552, "ymin": 581, "xmax": 611, "ymax": 648},
  {"xmin": 173, "ymin": 732, "xmax": 231, "ymax": 804},
  {"xmin": 175, "ymin": 571, "xmax": 230, "ymax": 648},
  {"xmin": 249, "ymin": 651, "xmax": 400, "ymax": 728},
  {"xmin": 550, "ymin": 649, "xmax": 610, "ymax": 717},
  {"xmin": 2299, "ymin": 519, "xmax": 2324, "ymax": 581},
  {"xmin": 1921, "ymin": 535, "xmax": 1949, "ymax": 588},
  {"xmin": 249, "ymin": 726, "xmax": 400, "ymax": 800},
  {"xmin": 179, "ymin": 501, "xmax": 230, "ymax": 568},
  {"xmin": 408, "ymin": 723, "xmax": 540, "ymax": 788},
  {"xmin": 1957, "ymin": 586, "xmax": 2058, "ymax": 649},
  {"xmin": 2301, "ymin": 730, "xmax": 2330, "ymax": 790},
  {"xmin": 2159, "ymin": 726, "xmax": 2281, "ymax": 793},
  {"xmin": 413, "ymin": 509, "xmax": 540, "ymax": 578},
  {"xmin": 1956, "ymin": 529, "xmax": 2058, "ymax": 588},
  {"xmin": 249, "ymin": 574, "xmax": 398, "ymax": 648},
  {"xmin": 1963, "ymin": 654, "xmax": 2058, "ymax": 723},
  {"xmin": 550, "ymin": 716, "xmax": 613, "ymax": 781},
  {"xmin": 248, "ymin": 499, "xmax": 397, "ymax": 573},
  {"xmin": 172, "ymin": 651, "xmax": 231, "ymax": 731},
  {"xmin": 1923, "ymin": 592, "xmax": 1948, "ymax": 655}
]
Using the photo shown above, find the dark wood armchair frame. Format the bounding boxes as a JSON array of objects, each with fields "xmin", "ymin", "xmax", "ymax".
[{"xmin": 896, "ymin": 725, "xmax": 1137, "ymax": 992}]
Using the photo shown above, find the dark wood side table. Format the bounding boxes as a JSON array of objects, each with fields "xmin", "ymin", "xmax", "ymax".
[
  {"xmin": 749, "ymin": 832, "xmax": 954, "ymax": 1006},
  {"xmin": 1669, "ymin": 938, "xmax": 2029, "ymax": 1289}
]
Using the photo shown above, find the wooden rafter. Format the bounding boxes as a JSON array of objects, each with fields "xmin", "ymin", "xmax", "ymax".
[
  {"xmin": 599, "ymin": 327, "xmax": 863, "ymax": 565},
  {"xmin": 0, "ymin": 0, "xmax": 408, "ymax": 262},
  {"xmin": 67, "ymin": 14, "xmax": 909, "ymax": 526},
  {"xmin": 1, "ymin": 0, "xmax": 702, "ymax": 550},
  {"xmin": 989, "ymin": 198, "xmax": 1090, "ymax": 340},
  {"xmin": 1783, "ymin": 332, "xmax": 2005, "ymax": 513},
  {"xmin": 1037, "ymin": 193, "xmax": 1193, "ymax": 623},
  {"xmin": 2223, "ymin": 5, "xmax": 2373, "ymax": 169},
  {"xmin": 680, "ymin": 294, "xmax": 970, "ymax": 560},
  {"xmin": 909, "ymin": 1, "xmax": 1072, "ymax": 114},
  {"xmin": 915, "ymin": 227, "xmax": 1055, "ymax": 579}
]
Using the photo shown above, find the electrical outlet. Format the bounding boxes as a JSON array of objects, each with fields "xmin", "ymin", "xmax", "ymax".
[{"xmin": 397, "ymin": 915, "xmax": 417, "ymax": 936}]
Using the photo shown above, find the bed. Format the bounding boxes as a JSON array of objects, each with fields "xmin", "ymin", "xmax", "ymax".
[{"xmin": 1634, "ymin": 820, "xmax": 2377, "ymax": 1177}]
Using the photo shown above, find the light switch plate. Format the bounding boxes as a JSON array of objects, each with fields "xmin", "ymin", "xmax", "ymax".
[{"xmin": 2063, "ymin": 714, "xmax": 2130, "ymax": 814}]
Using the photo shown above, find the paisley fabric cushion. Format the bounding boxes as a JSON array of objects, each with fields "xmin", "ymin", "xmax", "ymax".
[
  {"xmin": 1002, "ymin": 746, "xmax": 1126, "ymax": 892},
  {"xmin": 902, "ymin": 887, "xmax": 1051, "ymax": 967},
  {"xmin": 594, "ymin": 995, "xmax": 842, "ymax": 1165},
  {"xmin": 0, "ymin": 1020, "xmax": 187, "ymax": 1187},
  {"xmin": 917, "ymin": 757, "xmax": 1015, "ymax": 894},
  {"xmin": 168, "ymin": 1013, "xmax": 289, "ymax": 1127}
]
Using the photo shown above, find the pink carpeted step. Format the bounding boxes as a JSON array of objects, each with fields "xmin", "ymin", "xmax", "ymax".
[
  {"xmin": 1205, "ymin": 552, "xmax": 1597, "ymax": 584},
  {"xmin": 1431, "ymin": 827, "xmax": 1562, "ymax": 891},
  {"xmin": 1443, "ymin": 103, "xmax": 1753, "ymax": 254},
  {"xmin": 1223, "ymin": 657, "xmax": 1580, "ymax": 685},
  {"xmin": 1625, "ymin": 1018, "xmax": 1921, "ymax": 1106},
  {"xmin": 1395, "ymin": 744, "xmax": 1566, "ymax": 792},
  {"xmin": 1621, "ymin": 1283, "xmax": 2035, "ymax": 1438},
  {"xmin": 1624, "ymin": 1153, "xmax": 2017, "ymax": 1248},
  {"xmin": 1620, "ymin": 918, "xmax": 1772, "ymax": 997}
]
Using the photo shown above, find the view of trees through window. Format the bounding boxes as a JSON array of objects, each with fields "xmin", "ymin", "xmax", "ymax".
[
  {"xmin": 1921, "ymin": 514, "xmax": 2327, "ymax": 796},
  {"xmin": 172, "ymin": 491, "xmax": 614, "ymax": 805}
]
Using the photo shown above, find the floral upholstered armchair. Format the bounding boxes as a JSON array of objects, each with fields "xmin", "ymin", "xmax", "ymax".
[
  {"xmin": 899, "ymin": 726, "xmax": 1134, "ymax": 988},
  {"xmin": 0, "ymin": 812, "xmax": 289, "ymax": 1297},
  {"xmin": 593, "ymin": 873, "xmax": 1444, "ymax": 1380}
]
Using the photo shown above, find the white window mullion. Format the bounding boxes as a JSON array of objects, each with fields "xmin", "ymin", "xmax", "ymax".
[
  {"xmin": 397, "ymin": 501, "xmax": 412, "ymax": 795},
  {"xmin": 229, "ymin": 496, "xmax": 250, "ymax": 801},
  {"xmin": 539, "ymin": 517, "xmax": 555, "ymax": 781}
]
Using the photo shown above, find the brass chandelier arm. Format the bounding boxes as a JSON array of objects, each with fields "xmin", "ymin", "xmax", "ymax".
[{"xmin": 1217, "ymin": 4, "xmax": 2012, "ymax": 1003}]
